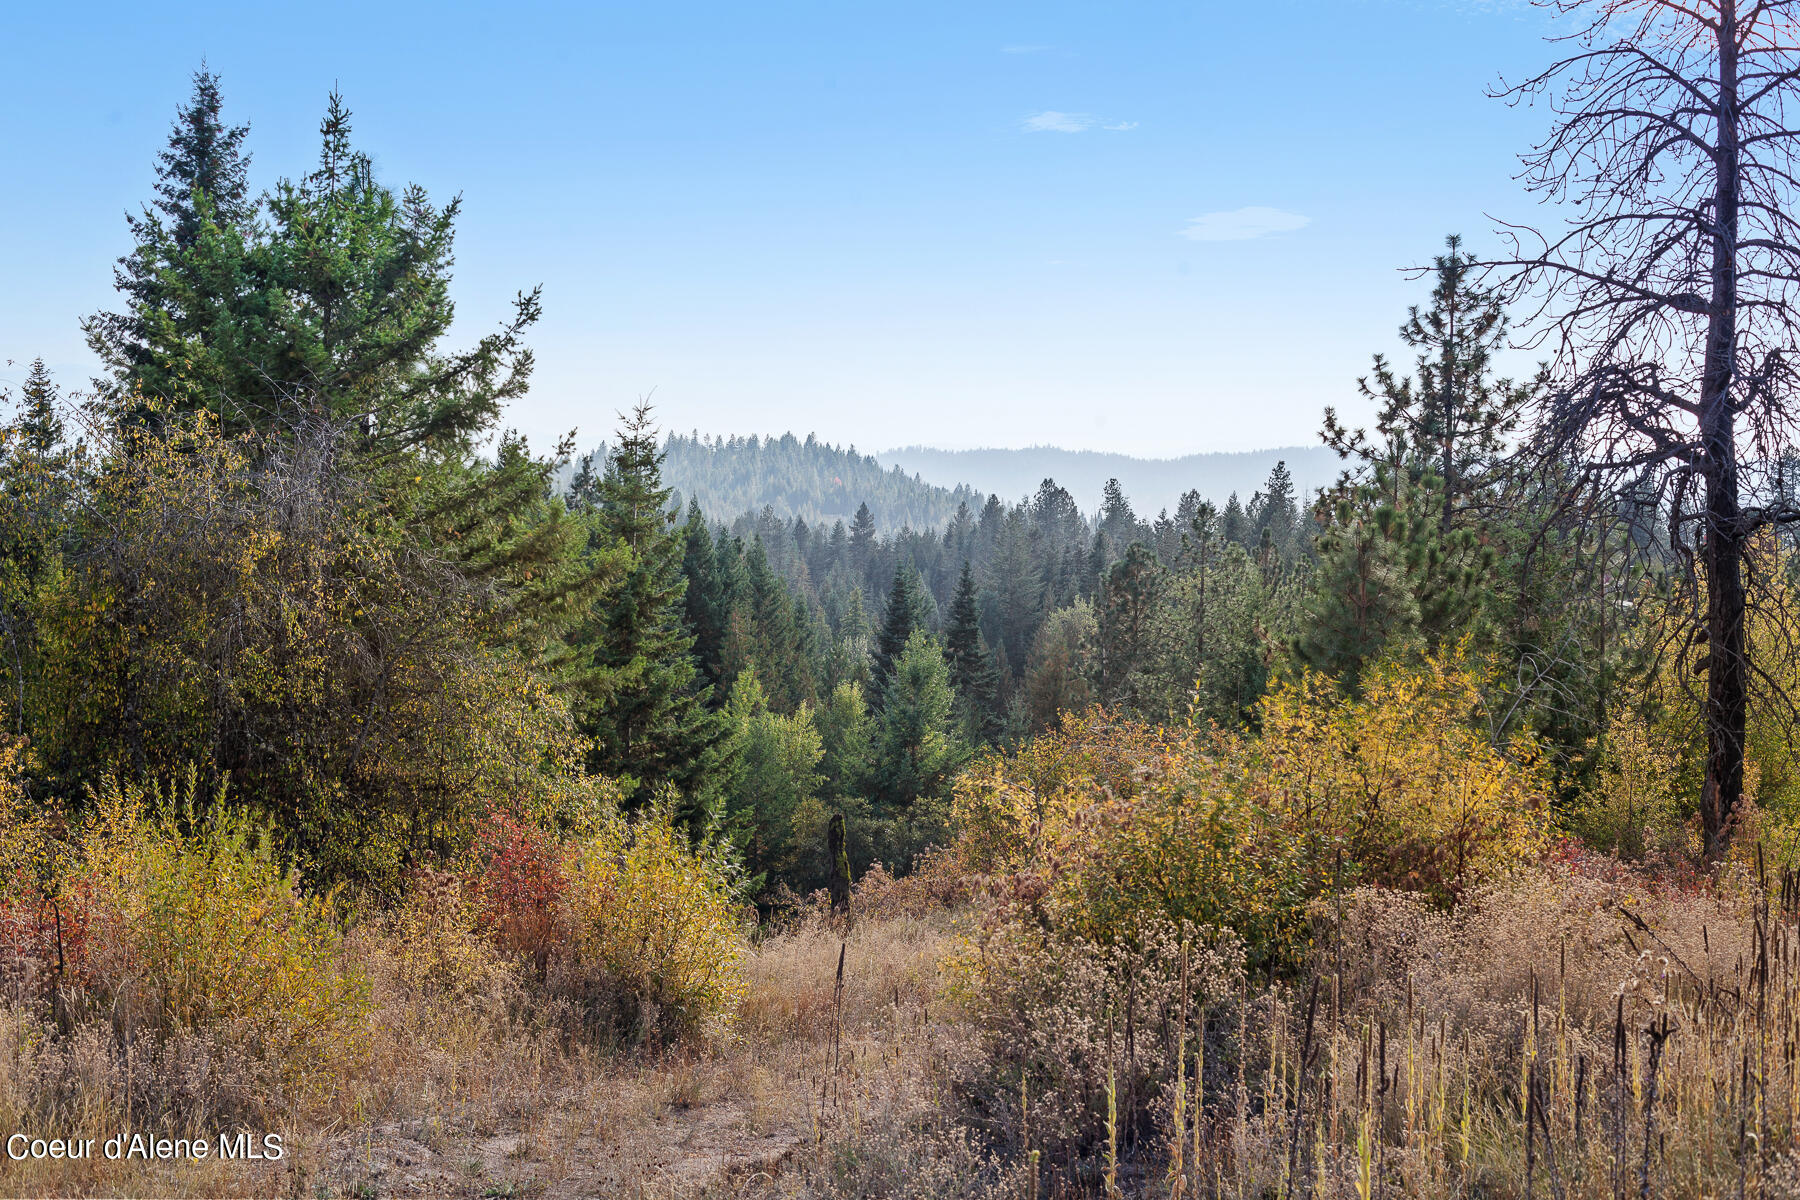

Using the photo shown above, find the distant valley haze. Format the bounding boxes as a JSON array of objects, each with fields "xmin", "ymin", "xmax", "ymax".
[
  {"xmin": 627, "ymin": 428, "xmax": 1338, "ymax": 533},
  {"xmin": 877, "ymin": 443, "xmax": 1338, "ymax": 520}
]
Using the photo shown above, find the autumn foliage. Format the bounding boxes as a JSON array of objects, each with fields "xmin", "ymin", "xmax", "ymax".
[{"xmin": 951, "ymin": 649, "xmax": 1551, "ymax": 971}]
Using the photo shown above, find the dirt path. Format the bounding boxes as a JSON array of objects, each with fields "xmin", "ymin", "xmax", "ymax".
[{"xmin": 310, "ymin": 1087, "xmax": 806, "ymax": 1198}]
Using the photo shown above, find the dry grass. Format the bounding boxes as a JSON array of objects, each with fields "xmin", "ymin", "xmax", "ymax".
[
  {"xmin": 0, "ymin": 884, "xmax": 982, "ymax": 1198},
  {"xmin": 7, "ymin": 849, "xmax": 1798, "ymax": 1198},
  {"xmin": 1198, "ymin": 856, "xmax": 1793, "ymax": 1200},
  {"xmin": 1077, "ymin": 855, "xmax": 1800, "ymax": 1199}
]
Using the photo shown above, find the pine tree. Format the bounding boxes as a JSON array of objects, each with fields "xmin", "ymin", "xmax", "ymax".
[
  {"xmin": 849, "ymin": 502, "xmax": 877, "ymax": 573},
  {"xmin": 575, "ymin": 404, "xmax": 723, "ymax": 812},
  {"xmin": 1096, "ymin": 542, "xmax": 1164, "ymax": 709},
  {"xmin": 84, "ymin": 67, "xmax": 256, "ymax": 409},
  {"xmin": 871, "ymin": 564, "xmax": 920, "ymax": 701},
  {"xmin": 943, "ymin": 562, "xmax": 1001, "ymax": 743},
  {"xmin": 1292, "ymin": 499, "xmax": 1421, "ymax": 690},
  {"xmin": 1323, "ymin": 235, "xmax": 1532, "ymax": 538},
  {"xmin": 1313, "ymin": 234, "xmax": 1536, "ymax": 654}
]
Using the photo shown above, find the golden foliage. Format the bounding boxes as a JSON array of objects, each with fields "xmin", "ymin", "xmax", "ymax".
[
  {"xmin": 561, "ymin": 806, "xmax": 745, "ymax": 1040},
  {"xmin": 71, "ymin": 773, "xmax": 369, "ymax": 1099},
  {"xmin": 952, "ymin": 649, "xmax": 1551, "ymax": 971},
  {"xmin": 1247, "ymin": 650, "xmax": 1552, "ymax": 905}
]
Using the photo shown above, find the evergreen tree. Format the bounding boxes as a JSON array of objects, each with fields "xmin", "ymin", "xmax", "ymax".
[
  {"xmin": 722, "ymin": 668, "xmax": 824, "ymax": 893},
  {"xmin": 943, "ymin": 562, "xmax": 1001, "ymax": 743},
  {"xmin": 740, "ymin": 537, "xmax": 812, "ymax": 710},
  {"xmin": 1253, "ymin": 461, "xmax": 1300, "ymax": 564},
  {"xmin": 84, "ymin": 67, "xmax": 256, "ymax": 410},
  {"xmin": 1220, "ymin": 493, "xmax": 1248, "ymax": 547},
  {"xmin": 989, "ymin": 509, "xmax": 1042, "ymax": 675},
  {"xmin": 1084, "ymin": 530, "xmax": 1109, "ymax": 598},
  {"xmin": 871, "ymin": 564, "xmax": 921, "ymax": 699},
  {"xmin": 1096, "ymin": 542, "xmax": 1164, "ymax": 708},
  {"xmin": 13, "ymin": 360, "xmax": 65, "ymax": 456},
  {"xmin": 156, "ymin": 65, "xmax": 254, "ymax": 242},
  {"xmin": 1311, "ymin": 234, "xmax": 1537, "ymax": 658},
  {"xmin": 0, "ymin": 362, "xmax": 74, "ymax": 737},
  {"xmin": 679, "ymin": 503, "xmax": 728, "ymax": 687},
  {"xmin": 1098, "ymin": 478, "xmax": 1141, "ymax": 549},
  {"xmin": 849, "ymin": 502, "xmax": 877, "ymax": 572},
  {"xmin": 1147, "ymin": 538, "xmax": 1275, "ymax": 725},
  {"xmin": 575, "ymin": 404, "xmax": 722, "ymax": 812},
  {"xmin": 1292, "ymin": 499, "xmax": 1421, "ymax": 689},
  {"xmin": 816, "ymin": 681, "xmax": 872, "ymax": 801},
  {"xmin": 870, "ymin": 631, "xmax": 969, "ymax": 862},
  {"xmin": 90, "ymin": 85, "xmax": 540, "ymax": 454},
  {"xmin": 1323, "ymin": 235, "xmax": 1532, "ymax": 539}
]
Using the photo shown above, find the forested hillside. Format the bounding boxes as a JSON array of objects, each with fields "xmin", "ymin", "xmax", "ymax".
[
  {"xmin": 8, "ymin": 10, "xmax": 1800, "ymax": 1195},
  {"xmin": 579, "ymin": 431, "xmax": 986, "ymax": 532}
]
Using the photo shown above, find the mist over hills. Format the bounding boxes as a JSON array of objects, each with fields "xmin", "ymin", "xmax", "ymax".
[
  {"xmin": 587, "ymin": 432, "xmax": 1341, "ymax": 532},
  {"xmin": 879, "ymin": 444, "xmax": 1341, "ymax": 520}
]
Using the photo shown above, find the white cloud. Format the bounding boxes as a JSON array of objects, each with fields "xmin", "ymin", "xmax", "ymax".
[
  {"xmin": 1178, "ymin": 206, "xmax": 1311, "ymax": 242},
  {"xmin": 1022, "ymin": 110, "xmax": 1096, "ymax": 133},
  {"xmin": 1001, "ymin": 43, "xmax": 1051, "ymax": 54},
  {"xmin": 1021, "ymin": 112, "xmax": 1137, "ymax": 134}
]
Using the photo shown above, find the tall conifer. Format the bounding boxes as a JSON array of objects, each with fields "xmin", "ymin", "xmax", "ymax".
[
  {"xmin": 943, "ymin": 562, "xmax": 1000, "ymax": 742},
  {"xmin": 575, "ymin": 404, "xmax": 722, "ymax": 811}
]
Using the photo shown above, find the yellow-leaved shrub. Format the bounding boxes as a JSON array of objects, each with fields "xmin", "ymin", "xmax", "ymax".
[
  {"xmin": 72, "ymin": 774, "xmax": 369, "ymax": 1099},
  {"xmin": 556, "ymin": 806, "xmax": 744, "ymax": 1042},
  {"xmin": 1246, "ymin": 651, "xmax": 1551, "ymax": 906},
  {"xmin": 943, "ymin": 650, "xmax": 1553, "ymax": 1167},
  {"xmin": 950, "ymin": 648, "xmax": 1551, "ymax": 972}
]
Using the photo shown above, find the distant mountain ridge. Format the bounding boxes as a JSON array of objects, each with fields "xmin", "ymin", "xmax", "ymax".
[
  {"xmin": 878, "ymin": 444, "xmax": 1340, "ymax": 519},
  {"xmin": 591, "ymin": 432, "xmax": 1341, "ymax": 532}
]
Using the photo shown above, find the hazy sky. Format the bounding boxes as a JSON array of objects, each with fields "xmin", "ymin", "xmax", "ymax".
[{"xmin": 2, "ymin": 0, "xmax": 1561, "ymax": 458}]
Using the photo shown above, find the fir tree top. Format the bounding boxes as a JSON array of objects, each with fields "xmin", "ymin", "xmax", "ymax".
[{"xmin": 155, "ymin": 65, "xmax": 252, "ymax": 247}]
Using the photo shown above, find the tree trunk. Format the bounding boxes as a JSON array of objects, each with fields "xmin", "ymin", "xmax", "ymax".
[{"xmin": 1701, "ymin": 3, "xmax": 1747, "ymax": 861}]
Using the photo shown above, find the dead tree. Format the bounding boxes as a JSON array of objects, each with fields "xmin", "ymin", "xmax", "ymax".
[{"xmin": 1492, "ymin": 0, "xmax": 1800, "ymax": 859}]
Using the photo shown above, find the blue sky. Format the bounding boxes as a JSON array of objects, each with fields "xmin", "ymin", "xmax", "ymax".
[{"xmin": 2, "ymin": 0, "xmax": 1559, "ymax": 458}]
